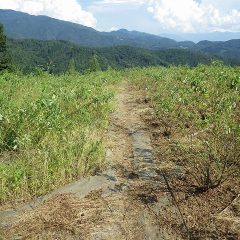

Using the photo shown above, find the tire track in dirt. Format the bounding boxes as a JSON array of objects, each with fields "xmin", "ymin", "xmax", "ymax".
[{"xmin": 0, "ymin": 82, "xmax": 182, "ymax": 240}]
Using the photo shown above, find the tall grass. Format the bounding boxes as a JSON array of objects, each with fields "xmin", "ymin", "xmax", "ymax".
[
  {"xmin": 0, "ymin": 70, "xmax": 122, "ymax": 203},
  {"xmin": 128, "ymin": 63, "xmax": 240, "ymax": 191}
]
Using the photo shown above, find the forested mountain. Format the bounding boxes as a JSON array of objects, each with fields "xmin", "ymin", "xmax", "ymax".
[
  {"xmin": 0, "ymin": 23, "xmax": 10, "ymax": 70},
  {"xmin": 193, "ymin": 39, "xmax": 240, "ymax": 58},
  {"xmin": 0, "ymin": 9, "xmax": 185, "ymax": 49},
  {"xmin": 1, "ymin": 9, "xmax": 240, "ymax": 73},
  {"xmin": 8, "ymin": 39, "xmax": 221, "ymax": 74},
  {"xmin": 1, "ymin": 9, "xmax": 240, "ymax": 60},
  {"xmin": 104, "ymin": 29, "xmax": 180, "ymax": 49}
]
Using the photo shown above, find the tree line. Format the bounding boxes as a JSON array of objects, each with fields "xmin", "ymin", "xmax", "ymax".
[
  {"xmin": 1, "ymin": 23, "xmax": 240, "ymax": 75},
  {"xmin": 0, "ymin": 23, "xmax": 11, "ymax": 71}
]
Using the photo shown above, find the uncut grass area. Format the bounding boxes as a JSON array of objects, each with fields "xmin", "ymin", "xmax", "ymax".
[
  {"xmin": 0, "ymin": 70, "xmax": 122, "ymax": 203},
  {"xmin": 127, "ymin": 63, "xmax": 240, "ymax": 238},
  {"xmin": 128, "ymin": 64, "xmax": 240, "ymax": 188}
]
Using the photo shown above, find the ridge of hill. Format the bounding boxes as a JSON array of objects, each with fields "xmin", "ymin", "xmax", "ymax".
[
  {"xmin": 1, "ymin": 9, "xmax": 240, "ymax": 72},
  {"xmin": 9, "ymin": 38, "xmax": 240, "ymax": 74},
  {"xmin": 0, "ymin": 9, "xmax": 187, "ymax": 49}
]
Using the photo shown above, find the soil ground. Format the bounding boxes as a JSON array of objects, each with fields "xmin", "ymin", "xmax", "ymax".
[{"xmin": 0, "ymin": 82, "xmax": 239, "ymax": 240}]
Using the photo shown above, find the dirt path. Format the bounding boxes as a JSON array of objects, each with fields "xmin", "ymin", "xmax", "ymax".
[{"xmin": 0, "ymin": 82, "xmax": 182, "ymax": 240}]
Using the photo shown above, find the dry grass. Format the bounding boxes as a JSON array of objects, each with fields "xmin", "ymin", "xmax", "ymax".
[{"xmin": 3, "ymin": 191, "xmax": 105, "ymax": 239}]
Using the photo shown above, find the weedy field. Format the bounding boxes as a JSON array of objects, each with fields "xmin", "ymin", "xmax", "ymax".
[
  {"xmin": 128, "ymin": 63, "xmax": 240, "ymax": 191},
  {"xmin": 127, "ymin": 63, "xmax": 240, "ymax": 237},
  {"xmin": 0, "ymin": 70, "xmax": 122, "ymax": 203},
  {"xmin": 0, "ymin": 64, "xmax": 239, "ymax": 239}
]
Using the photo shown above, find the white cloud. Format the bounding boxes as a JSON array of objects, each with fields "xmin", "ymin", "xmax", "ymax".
[
  {"xmin": 93, "ymin": 0, "xmax": 145, "ymax": 5},
  {"xmin": 147, "ymin": 0, "xmax": 240, "ymax": 32},
  {"xmin": 0, "ymin": 0, "xmax": 97, "ymax": 27},
  {"xmin": 2, "ymin": 0, "xmax": 240, "ymax": 33},
  {"xmin": 90, "ymin": 0, "xmax": 145, "ymax": 11},
  {"xmin": 110, "ymin": 26, "xmax": 119, "ymax": 31}
]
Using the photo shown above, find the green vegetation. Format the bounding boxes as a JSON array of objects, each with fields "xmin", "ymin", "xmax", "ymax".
[
  {"xmin": 86, "ymin": 54, "xmax": 101, "ymax": 73},
  {"xmin": 128, "ymin": 63, "xmax": 240, "ymax": 191},
  {"xmin": 67, "ymin": 58, "xmax": 77, "ymax": 75},
  {"xmin": 7, "ymin": 39, "xmax": 163, "ymax": 73},
  {"xmin": 8, "ymin": 38, "xmax": 230, "ymax": 74},
  {"xmin": 0, "ymin": 70, "xmax": 122, "ymax": 203},
  {"xmin": 1, "ymin": 38, "xmax": 239, "ymax": 206},
  {"xmin": 194, "ymin": 39, "xmax": 240, "ymax": 58},
  {"xmin": 1, "ymin": 9, "xmax": 240, "ymax": 239},
  {"xmin": 1, "ymin": 63, "xmax": 239, "ymax": 204},
  {"xmin": 0, "ymin": 24, "xmax": 11, "ymax": 71},
  {"xmin": 2, "ymin": 9, "xmax": 240, "ymax": 63}
]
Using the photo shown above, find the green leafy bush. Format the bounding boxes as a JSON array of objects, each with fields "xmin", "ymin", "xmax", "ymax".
[
  {"xmin": 0, "ymin": 69, "xmax": 121, "ymax": 202},
  {"xmin": 128, "ymin": 64, "xmax": 240, "ymax": 192}
]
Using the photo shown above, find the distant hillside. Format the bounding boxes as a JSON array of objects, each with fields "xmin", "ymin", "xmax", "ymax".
[
  {"xmin": 193, "ymin": 39, "xmax": 240, "ymax": 58},
  {"xmin": 105, "ymin": 29, "xmax": 180, "ymax": 49},
  {"xmin": 162, "ymin": 32, "xmax": 240, "ymax": 42},
  {"xmin": 0, "ymin": 9, "xmax": 186, "ymax": 49},
  {"xmin": 1, "ymin": 9, "xmax": 240, "ymax": 65},
  {"xmin": 8, "ymin": 39, "xmax": 219, "ymax": 74}
]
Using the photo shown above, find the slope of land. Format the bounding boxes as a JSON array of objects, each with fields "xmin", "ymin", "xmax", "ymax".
[
  {"xmin": 0, "ymin": 9, "xmax": 182, "ymax": 49},
  {"xmin": 2, "ymin": 9, "xmax": 240, "ymax": 61},
  {"xmin": 193, "ymin": 39, "xmax": 240, "ymax": 58},
  {"xmin": 8, "ymin": 38, "xmax": 232, "ymax": 74}
]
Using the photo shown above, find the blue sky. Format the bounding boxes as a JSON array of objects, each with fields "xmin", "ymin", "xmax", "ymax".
[
  {"xmin": 87, "ymin": 1, "xmax": 159, "ymax": 33},
  {"xmin": 0, "ymin": 0, "xmax": 240, "ymax": 34}
]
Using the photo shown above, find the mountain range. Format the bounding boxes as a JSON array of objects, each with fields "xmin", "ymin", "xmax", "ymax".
[
  {"xmin": 9, "ymin": 38, "xmax": 221, "ymax": 74},
  {"xmin": 162, "ymin": 32, "xmax": 240, "ymax": 43},
  {"xmin": 0, "ymin": 9, "xmax": 240, "ymax": 72},
  {"xmin": 0, "ymin": 9, "xmax": 191, "ymax": 49}
]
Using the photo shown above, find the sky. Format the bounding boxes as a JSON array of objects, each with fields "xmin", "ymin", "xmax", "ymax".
[{"xmin": 0, "ymin": 0, "xmax": 240, "ymax": 35}]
